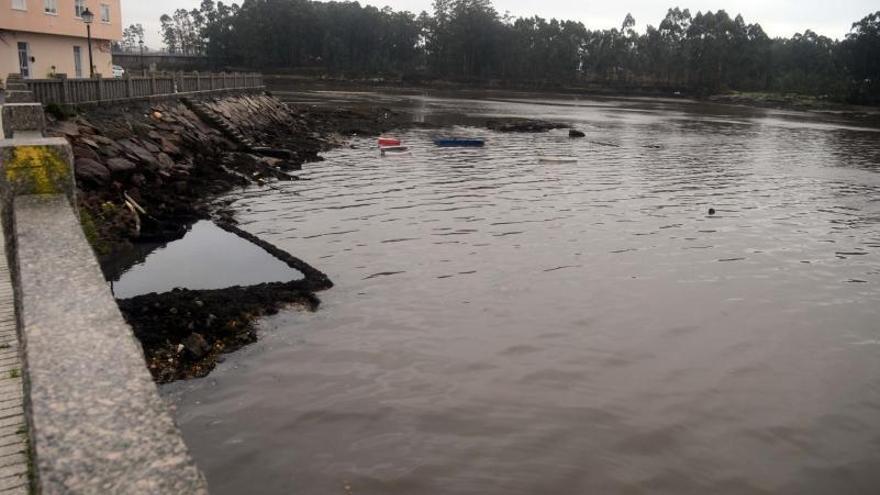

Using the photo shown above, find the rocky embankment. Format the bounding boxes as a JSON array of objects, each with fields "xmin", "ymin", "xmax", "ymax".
[
  {"xmin": 46, "ymin": 92, "xmax": 406, "ymax": 381},
  {"xmin": 49, "ymin": 94, "xmax": 319, "ymax": 257}
]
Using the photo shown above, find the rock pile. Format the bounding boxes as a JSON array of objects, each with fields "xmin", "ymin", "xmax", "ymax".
[{"xmin": 46, "ymin": 94, "xmax": 330, "ymax": 258}]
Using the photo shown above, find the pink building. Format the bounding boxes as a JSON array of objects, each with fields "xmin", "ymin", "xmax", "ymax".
[{"xmin": 1, "ymin": 0, "xmax": 122, "ymax": 79}]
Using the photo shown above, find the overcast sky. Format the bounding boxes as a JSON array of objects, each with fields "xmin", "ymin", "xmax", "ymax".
[{"xmin": 127, "ymin": 0, "xmax": 876, "ymax": 49}]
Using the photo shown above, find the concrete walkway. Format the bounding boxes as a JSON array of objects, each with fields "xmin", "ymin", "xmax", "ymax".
[{"xmin": 0, "ymin": 230, "xmax": 29, "ymax": 494}]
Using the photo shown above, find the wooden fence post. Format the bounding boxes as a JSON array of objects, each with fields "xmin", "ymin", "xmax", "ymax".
[
  {"xmin": 126, "ymin": 76, "xmax": 133, "ymax": 98},
  {"xmin": 60, "ymin": 75, "xmax": 70, "ymax": 104},
  {"xmin": 96, "ymin": 75, "xmax": 104, "ymax": 101}
]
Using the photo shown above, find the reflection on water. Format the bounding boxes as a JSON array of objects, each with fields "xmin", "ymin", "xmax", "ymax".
[
  {"xmin": 112, "ymin": 221, "xmax": 303, "ymax": 299},
  {"xmin": 166, "ymin": 92, "xmax": 880, "ymax": 494}
]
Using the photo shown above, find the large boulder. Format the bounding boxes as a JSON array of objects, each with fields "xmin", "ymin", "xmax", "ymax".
[
  {"xmin": 73, "ymin": 145, "xmax": 100, "ymax": 161},
  {"xmin": 74, "ymin": 158, "xmax": 110, "ymax": 185},
  {"xmin": 52, "ymin": 120, "xmax": 80, "ymax": 137},
  {"xmin": 159, "ymin": 138, "xmax": 181, "ymax": 156},
  {"xmin": 141, "ymin": 140, "xmax": 161, "ymax": 154},
  {"xmin": 106, "ymin": 157, "xmax": 137, "ymax": 173},
  {"xmin": 118, "ymin": 139, "xmax": 158, "ymax": 166},
  {"xmin": 156, "ymin": 152, "xmax": 176, "ymax": 169}
]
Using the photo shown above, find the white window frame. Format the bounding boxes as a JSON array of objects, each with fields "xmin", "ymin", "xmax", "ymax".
[
  {"xmin": 43, "ymin": 0, "xmax": 57, "ymax": 14},
  {"xmin": 74, "ymin": 0, "xmax": 86, "ymax": 18},
  {"xmin": 100, "ymin": 3, "xmax": 110, "ymax": 22},
  {"xmin": 12, "ymin": 0, "xmax": 27, "ymax": 12}
]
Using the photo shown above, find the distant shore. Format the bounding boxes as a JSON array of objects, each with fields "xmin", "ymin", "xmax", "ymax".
[{"xmin": 264, "ymin": 74, "xmax": 880, "ymax": 124}]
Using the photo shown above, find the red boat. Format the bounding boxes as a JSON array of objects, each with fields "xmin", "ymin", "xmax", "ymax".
[{"xmin": 378, "ymin": 137, "xmax": 401, "ymax": 146}]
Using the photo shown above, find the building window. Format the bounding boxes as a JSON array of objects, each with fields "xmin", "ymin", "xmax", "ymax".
[
  {"xmin": 12, "ymin": 0, "xmax": 27, "ymax": 11},
  {"xmin": 73, "ymin": 46, "xmax": 83, "ymax": 78},
  {"xmin": 74, "ymin": 0, "xmax": 85, "ymax": 17},
  {"xmin": 100, "ymin": 3, "xmax": 110, "ymax": 22},
  {"xmin": 44, "ymin": 0, "xmax": 57, "ymax": 14}
]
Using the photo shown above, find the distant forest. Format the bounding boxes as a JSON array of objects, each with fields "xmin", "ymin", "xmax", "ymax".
[{"xmin": 155, "ymin": 0, "xmax": 880, "ymax": 103}]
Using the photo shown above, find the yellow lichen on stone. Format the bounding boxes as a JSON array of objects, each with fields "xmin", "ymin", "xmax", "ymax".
[{"xmin": 4, "ymin": 146, "xmax": 71, "ymax": 195}]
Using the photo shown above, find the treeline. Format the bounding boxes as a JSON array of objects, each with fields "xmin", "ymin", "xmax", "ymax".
[{"xmin": 158, "ymin": 1, "xmax": 880, "ymax": 103}]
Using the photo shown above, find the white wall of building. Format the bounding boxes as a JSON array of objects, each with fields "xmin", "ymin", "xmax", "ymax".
[{"xmin": 1, "ymin": 31, "xmax": 113, "ymax": 80}]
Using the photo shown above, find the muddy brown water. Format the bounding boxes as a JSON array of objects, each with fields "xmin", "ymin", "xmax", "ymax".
[{"xmin": 163, "ymin": 91, "xmax": 880, "ymax": 494}]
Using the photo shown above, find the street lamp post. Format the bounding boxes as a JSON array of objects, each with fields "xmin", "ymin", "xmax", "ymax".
[
  {"xmin": 81, "ymin": 8, "xmax": 95, "ymax": 78},
  {"xmin": 139, "ymin": 39, "xmax": 145, "ymax": 75}
]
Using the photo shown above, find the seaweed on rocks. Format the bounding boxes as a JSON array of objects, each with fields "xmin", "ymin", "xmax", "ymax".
[
  {"xmin": 118, "ymin": 283, "xmax": 321, "ymax": 383},
  {"xmin": 117, "ymin": 223, "xmax": 333, "ymax": 383}
]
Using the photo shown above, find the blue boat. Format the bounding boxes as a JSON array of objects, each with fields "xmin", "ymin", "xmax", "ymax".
[{"xmin": 433, "ymin": 138, "xmax": 485, "ymax": 147}]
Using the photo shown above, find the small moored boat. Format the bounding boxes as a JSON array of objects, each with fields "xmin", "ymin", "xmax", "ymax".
[
  {"xmin": 378, "ymin": 137, "xmax": 401, "ymax": 146},
  {"xmin": 433, "ymin": 138, "xmax": 485, "ymax": 147}
]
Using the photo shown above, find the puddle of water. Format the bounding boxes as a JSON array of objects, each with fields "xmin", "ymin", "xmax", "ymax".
[{"xmin": 111, "ymin": 221, "xmax": 303, "ymax": 299}]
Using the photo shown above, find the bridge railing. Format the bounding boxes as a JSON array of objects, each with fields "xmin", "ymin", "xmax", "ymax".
[{"xmin": 26, "ymin": 71, "xmax": 264, "ymax": 106}]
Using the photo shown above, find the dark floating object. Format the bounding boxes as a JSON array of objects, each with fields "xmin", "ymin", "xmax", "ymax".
[
  {"xmin": 569, "ymin": 129, "xmax": 586, "ymax": 138},
  {"xmin": 708, "ymin": 208, "xmax": 716, "ymax": 215},
  {"xmin": 487, "ymin": 120, "xmax": 567, "ymax": 133},
  {"xmin": 434, "ymin": 138, "xmax": 485, "ymax": 147}
]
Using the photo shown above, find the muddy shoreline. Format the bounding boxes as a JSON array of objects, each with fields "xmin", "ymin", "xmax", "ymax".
[{"xmin": 267, "ymin": 75, "xmax": 880, "ymax": 124}]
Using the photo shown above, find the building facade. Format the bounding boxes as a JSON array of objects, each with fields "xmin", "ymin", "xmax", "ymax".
[{"xmin": 1, "ymin": 0, "xmax": 122, "ymax": 80}]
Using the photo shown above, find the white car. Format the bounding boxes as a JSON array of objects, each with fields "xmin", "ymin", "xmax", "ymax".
[{"xmin": 112, "ymin": 65, "xmax": 125, "ymax": 78}]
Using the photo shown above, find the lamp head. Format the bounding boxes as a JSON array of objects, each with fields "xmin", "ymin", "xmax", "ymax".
[{"xmin": 81, "ymin": 8, "xmax": 94, "ymax": 24}]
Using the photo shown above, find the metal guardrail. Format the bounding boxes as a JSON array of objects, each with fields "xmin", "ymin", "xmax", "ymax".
[{"xmin": 25, "ymin": 72, "xmax": 264, "ymax": 106}]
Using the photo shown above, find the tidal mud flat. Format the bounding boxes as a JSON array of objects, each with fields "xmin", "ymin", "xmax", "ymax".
[{"xmin": 47, "ymin": 92, "xmax": 413, "ymax": 381}]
